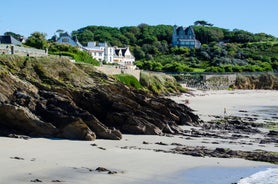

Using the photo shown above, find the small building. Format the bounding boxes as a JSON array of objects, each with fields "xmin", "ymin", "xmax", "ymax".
[
  {"xmin": 172, "ymin": 25, "xmax": 201, "ymax": 48},
  {"xmin": 56, "ymin": 32, "xmax": 83, "ymax": 47},
  {"xmin": 0, "ymin": 35, "xmax": 22, "ymax": 45}
]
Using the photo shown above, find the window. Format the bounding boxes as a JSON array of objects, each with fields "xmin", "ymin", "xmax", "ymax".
[{"xmin": 62, "ymin": 38, "xmax": 69, "ymax": 43}]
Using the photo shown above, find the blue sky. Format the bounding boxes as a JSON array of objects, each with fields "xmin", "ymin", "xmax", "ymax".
[{"xmin": 1, "ymin": 0, "xmax": 278, "ymax": 38}]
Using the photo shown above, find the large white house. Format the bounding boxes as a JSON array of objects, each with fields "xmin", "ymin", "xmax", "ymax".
[
  {"xmin": 84, "ymin": 42, "xmax": 135, "ymax": 68},
  {"xmin": 84, "ymin": 42, "xmax": 114, "ymax": 63}
]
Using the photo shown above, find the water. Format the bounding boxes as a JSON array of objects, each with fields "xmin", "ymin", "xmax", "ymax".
[
  {"xmin": 166, "ymin": 166, "xmax": 278, "ymax": 184},
  {"xmin": 178, "ymin": 166, "xmax": 275, "ymax": 184},
  {"xmin": 238, "ymin": 168, "xmax": 278, "ymax": 184}
]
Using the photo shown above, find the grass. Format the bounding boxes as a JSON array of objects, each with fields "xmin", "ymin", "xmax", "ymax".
[
  {"xmin": 140, "ymin": 71, "xmax": 187, "ymax": 95},
  {"xmin": 113, "ymin": 74, "xmax": 142, "ymax": 89},
  {"xmin": 192, "ymin": 68, "xmax": 205, "ymax": 72}
]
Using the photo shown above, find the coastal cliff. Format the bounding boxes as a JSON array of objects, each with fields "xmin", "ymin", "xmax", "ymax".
[
  {"xmin": 232, "ymin": 73, "xmax": 278, "ymax": 90},
  {"xmin": 0, "ymin": 55, "xmax": 199, "ymax": 140}
]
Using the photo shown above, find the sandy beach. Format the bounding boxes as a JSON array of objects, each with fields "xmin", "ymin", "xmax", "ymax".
[{"xmin": 1, "ymin": 90, "xmax": 277, "ymax": 184}]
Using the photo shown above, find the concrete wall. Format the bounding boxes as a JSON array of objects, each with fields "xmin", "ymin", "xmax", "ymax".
[{"xmin": 95, "ymin": 65, "xmax": 141, "ymax": 81}]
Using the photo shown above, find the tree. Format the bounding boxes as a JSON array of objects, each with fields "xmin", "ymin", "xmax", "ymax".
[
  {"xmin": 56, "ymin": 29, "xmax": 65, "ymax": 37},
  {"xmin": 25, "ymin": 32, "xmax": 48, "ymax": 49},
  {"xmin": 194, "ymin": 20, "xmax": 213, "ymax": 27}
]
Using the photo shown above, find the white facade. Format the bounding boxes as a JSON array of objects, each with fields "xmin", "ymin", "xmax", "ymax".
[
  {"xmin": 84, "ymin": 42, "xmax": 136, "ymax": 69},
  {"xmin": 114, "ymin": 47, "xmax": 135, "ymax": 69},
  {"xmin": 84, "ymin": 42, "xmax": 114, "ymax": 63}
]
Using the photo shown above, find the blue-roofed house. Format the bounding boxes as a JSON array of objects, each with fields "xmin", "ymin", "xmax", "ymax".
[
  {"xmin": 172, "ymin": 25, "xmax": 201, "ymax": 48},
  {"xmin": 56, "ymin": 32, "xmax": 83, "ymax": 48}
]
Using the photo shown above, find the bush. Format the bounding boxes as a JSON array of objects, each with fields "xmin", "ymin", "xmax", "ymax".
[{"xmin": 113, "ymin": 74, "xmax": 141, "ymax": 89}]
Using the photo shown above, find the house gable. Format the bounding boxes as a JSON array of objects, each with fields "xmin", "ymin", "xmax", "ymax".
[
  {"xmin": 56, "ymin": 32, "xmax": 82, "ymax": 47},
  {"xmin": 0, "ymin": 35, "xmax": 22, "ymax": 45}
]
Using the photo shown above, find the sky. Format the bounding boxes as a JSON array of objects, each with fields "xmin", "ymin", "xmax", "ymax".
[{"xmin": 1, "ymin": 0, "xmax": 278, "ymax": 38}]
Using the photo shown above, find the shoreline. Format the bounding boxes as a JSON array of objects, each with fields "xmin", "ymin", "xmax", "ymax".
[
  {"xmin": 0, "ymin": 136, "xmax": 275, "ymax": 184},
  {"xmin": 0, "ymin": 89, "xmax": 277, "ymax": 183}
]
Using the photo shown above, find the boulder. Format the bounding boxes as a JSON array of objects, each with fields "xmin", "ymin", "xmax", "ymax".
[
  {"xmin": 61, "ymin": 119, "xmax": 96, "ymax": 141},
  {"xmin": 0, "ymin": 104, "xmax": 58, "ymax": 136}
]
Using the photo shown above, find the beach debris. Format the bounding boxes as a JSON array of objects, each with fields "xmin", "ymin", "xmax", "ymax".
[
  {"xmin": 30, "ymin": 179, "xmax": 42, "ymax": 182},
  {"xmin": 90, "ymin": 143, "xmax": 97, "ymax": 147},
  {"xmin": 8, "ymin": 134, "xmax": 31, "ymax": 140},
  {"xmin": 108, "ymin": 171, "xmax": 118, "ymax": 174},
  {"xmin": 155, "ymin": 142, "xmax": 168, "ymax": 146},
  {"xmin": 10, "ymin": 156, "xmax": 24, "ymax": 160},
  {"xmin": 142, "ymin": 141, "xmax": 150, "ymax": 144},
  {"xmin": 51, "ymin": 180, "xmax": 62, "ymax": 182},
  {"xmin": 98, "ymin": 147, "xmax": 106, "ymax": 150},
  {"xmin": 96, "ymin": 167, "xmax": 110, "ymax": 172}
]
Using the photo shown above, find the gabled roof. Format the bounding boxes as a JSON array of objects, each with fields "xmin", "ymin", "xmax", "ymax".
[
  {"xmin": 115, "ymin": 48, "xmax": 127, "ymax": 56},
  {"xmin": 184, "ymin": 26, "xmax": 195, "ymax": 37},
  {"xmin": 0, "ymin": 35, "xmax": 22, "ymax": 45}
]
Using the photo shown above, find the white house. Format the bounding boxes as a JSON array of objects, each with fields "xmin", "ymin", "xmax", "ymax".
[
  {"xmin": 114, "ymin": 47, "xmax": 135, "ymax": 69},
  {"xmin": 84, "ymin": 42, "xmax": 114, "ymax": 63},
  {"xmin": 84, "ymin": 42, "xmax": 135, "ymax": 69}
]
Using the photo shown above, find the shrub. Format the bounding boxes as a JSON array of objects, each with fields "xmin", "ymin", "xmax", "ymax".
[{"xmin": 113, "ymin": 74, "xmax": 141, "ymax": 89}]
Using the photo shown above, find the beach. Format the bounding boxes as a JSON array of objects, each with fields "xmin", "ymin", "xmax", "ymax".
[{"xmin": 0, "ymin": 89, "xmax": 277, "ymax": 184}]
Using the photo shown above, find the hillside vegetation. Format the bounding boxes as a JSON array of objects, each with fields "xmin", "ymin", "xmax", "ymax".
[{"xmin": 72, "ymin": 24, "xmax": 278, "ymax": 73}]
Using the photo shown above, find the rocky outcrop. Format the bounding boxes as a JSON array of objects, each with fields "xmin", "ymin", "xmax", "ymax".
[
  {"xmin": 232, "ymin": 73, "xmax": 278, "ymax": 90},
  {"xmin": 0, "ymin": 55, "xmax": 199, "ymax": 140},
  {"xmin": 171, "ymin": 146, "xmax": 278, "ymax": 164}
]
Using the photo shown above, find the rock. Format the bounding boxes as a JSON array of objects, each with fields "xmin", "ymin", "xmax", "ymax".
[
  {"xmin": 61, "ymin": 119, "xmax": 96, "ymax": 141},
  {"xmin": 8, "ymin": 134, "xmax": 31, "ymax": 140},
  {"xmin": 108, "ymin": 171, "xmax": 117, "ymax": 174},
  {"xmin": 10, "ymin": 156, "xmax": 24, "ymax": 160},
  {"xmin": 0, "ymin": 56, "xmax": 201, "ymax": 140},
  {"xmin": 268, "ymin": 130, "xmax": 278, "ymax": 137},
  {"xmin": 85, "ymin": 116, "xmax": 122, "ymax": 140},
  {"xmin": 0, "ymin": 104, "xmax": 58, "ymax": 137},
  {"xmin": 30, "ymin": 179, "xmax": 42, "ymax": 182},
  {"xmin": 96, "ymin": 167, "xmax": 110, "ymax": 172}
]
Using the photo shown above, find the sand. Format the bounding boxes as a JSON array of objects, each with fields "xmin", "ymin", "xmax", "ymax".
[
  {"xmin": 0, "ymin": 136, "xmax": 274, "ymax": 184},
  {"xmin": 1, "ymin": 89, "xmax": 277, "ymax": 184}
]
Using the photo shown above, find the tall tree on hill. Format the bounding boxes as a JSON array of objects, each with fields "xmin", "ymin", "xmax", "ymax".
[{"xmin": 194, "ymin": 20, "xmax": 214, "ymax": 27}]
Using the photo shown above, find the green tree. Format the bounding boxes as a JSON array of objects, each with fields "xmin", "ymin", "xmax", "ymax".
[
  {"xmin": 194, "ymin": 20, "xmax": 213, "ymax": 26},
  {"xmin": 25, "ymin": 32, "xmax": 48, "ymax": 49}
]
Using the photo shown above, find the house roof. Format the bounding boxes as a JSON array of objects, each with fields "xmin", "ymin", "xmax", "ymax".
[
  {"xmin": 184, "ymin": 26, "xmax": 195, "ymax": 37},
  {"xmin": 115, "ymin": 48, "xmax": 127, "ymax": 56},
  {"xmin": 0, "ymin": 35, "xmax": 22, "ymax": 45}
]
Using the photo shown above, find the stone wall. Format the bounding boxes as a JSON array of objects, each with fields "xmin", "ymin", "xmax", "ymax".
[
  {"xmin": 95, "ymin": 65, "xmax": 141, "ymax": 81},
  {"xmin": 0, "ymin": 44, "xmax": 47, "ymax": 57},
  {"xmin": 204, "ymin": 74, "xmax": 236, "ymax": 90},
  {"xmin": 175, "ymin": 73, "xmax": 237, "ymax": 90}
]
